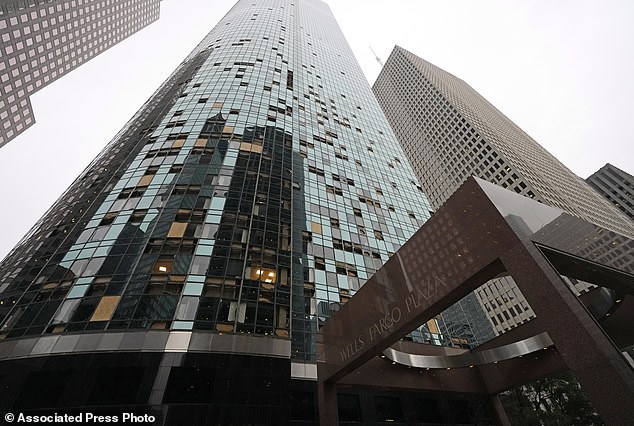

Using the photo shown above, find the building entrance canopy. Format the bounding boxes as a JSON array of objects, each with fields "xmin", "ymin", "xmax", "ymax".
[{"xmin": 317, "ymin": 177, "xmax": 634, "ymax": 425}]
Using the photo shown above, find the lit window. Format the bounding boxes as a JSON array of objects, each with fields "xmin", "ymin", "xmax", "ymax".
[
  {"xmin": 154, "ymin": 259, "xmax": 173, "ymax": 274},
  {"xmin": 248, "ymin": 266, "xmax": 276, "ymax": 284}
]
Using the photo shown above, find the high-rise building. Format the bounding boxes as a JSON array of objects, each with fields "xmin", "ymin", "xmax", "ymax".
[
  {"xmin": 587, "ymin": 163, "xmax": 634, "ymax": 221},
  {"xmin": 373, "ymin": 45, "xmax": 634, "ymax": 337},
  {"xmin": 0, "ymin": 0, "xmax": 161, "ymax": 147},
  {"xmin": 0, "ymin": 2, "xmax": 446, "ymax": 423}
]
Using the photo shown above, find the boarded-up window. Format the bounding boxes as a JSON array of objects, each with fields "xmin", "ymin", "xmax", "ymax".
[
  {"xmin": 216, "ymin": 323, "xmax": 234, "ymax": 333},
  {"xmin": 239, "ymin": 142, "xmax": 263, "ymax": 153},
  {"xmin": 138, "ymin": 175, "xmax": 153, "ymax": 187},
  {"xmin": 90, "ymin": 296, "xmax": 121, "ymax": 321},
  {"xmin": 311, "ymin": 222, "xmax": 322, "ymax": 234},
  {"xmin": 168, "ymin": 222, "xmax": 187, "ymax": 238},
  {"xmin": 427, "ymin": 319, "xmax": 440, "ymax": 334}
]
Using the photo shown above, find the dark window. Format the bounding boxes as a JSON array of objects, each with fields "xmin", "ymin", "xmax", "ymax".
[
  {"xmin": 413, "ymin": 398, "xmax": 442, "ymax": 423},
  {"xmin": 338, "ymin": 394, "xmax": 362, "ymax": 422},
  {"xmin": 13, "ymin": 370, "xmax": 72, "ymax": 408},
  {"xmin": 374, "ymin": 395, "xmax": 404, "ymax": 422},
  {"xmin": 449, "ymin": 399, "xmax": 471, "ymax": 424},
  {"xmin": 291, "ymin": 391, "xmax": 315, "ymax": 421},
  {"xmin": 87, "ymin": 367, "xmax": 146, "ymax": 405},
  {"xmin": 163, "ymin": 367, "xmax": 216, "ymax": 403}
]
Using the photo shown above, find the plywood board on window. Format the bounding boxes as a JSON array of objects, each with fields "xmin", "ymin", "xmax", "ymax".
[
  {"xmin": 138, "ymin": 174, "xmax": 154, "ymax": 187},
  {"xmin": 168, "ymin": 222, "xmax": 187, "ymax": 238},
  {"xmin": 90, "ymin": 296, "xmax": 121, "ymax": 321}
]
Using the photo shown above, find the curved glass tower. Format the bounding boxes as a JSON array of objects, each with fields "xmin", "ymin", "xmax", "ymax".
[{"xmin": 0, "ymin": 1, "xmax": 433, "ymax": 422}]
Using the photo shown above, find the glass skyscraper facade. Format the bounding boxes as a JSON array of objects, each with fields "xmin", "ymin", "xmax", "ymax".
[
  {"xmin": 0, "ymin": 1, "xmax": 443, "ymax": 422},
  {"xmin": 0, "ymin": 0, "xmax": 161, "ymax": 147}
]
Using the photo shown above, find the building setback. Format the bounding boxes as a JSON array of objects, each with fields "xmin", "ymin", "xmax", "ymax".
[
  {"xmin": 0, "ymin": 0, "xmax": 161, "ymax": 147},
  {"xmin": 373, "ymin": 45, "xmax": 634, "ymax": 337},
  {"xmin": 0, "ymin": 2, "xmax": 490, "ymax": 424},
  {"xmin": 587, "ymin": 163, "xmax": 634, "ymax": 221}
]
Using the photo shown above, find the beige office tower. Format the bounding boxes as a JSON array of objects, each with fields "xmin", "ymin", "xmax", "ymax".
[
  {"xmin": 373, "ymin": 45, "xmax": 634, "ymax": 336},
  {"xmin": 0, "ymin": 0, "xmax": 161, "ymax": 147}
]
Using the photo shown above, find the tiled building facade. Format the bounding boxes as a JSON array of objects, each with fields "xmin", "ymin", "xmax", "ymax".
[
  {"xmin": 373, "ymin": 46, "xmax": 634, "ymax": 338},
  {"xmin": 0, "ymin": 0, "xmax": 161, "ymax": 146}
]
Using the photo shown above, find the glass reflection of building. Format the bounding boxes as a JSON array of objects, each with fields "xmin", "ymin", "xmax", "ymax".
[{"xmin": 0, "ymin": 1, "xmax": 439, "ymax": 422}]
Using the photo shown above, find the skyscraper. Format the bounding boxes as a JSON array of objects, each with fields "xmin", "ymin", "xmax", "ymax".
[
  {"xmin": 0, "ymin": 1, "xmax": 437, "ymax": 422},
  {"xmin": 373, "ymin": 45, "xmax": 634, "ymax": 336},
  {"xmin": 0, "ymin": 0, "xmax": 161, "ymax": 147},
  {"xmin": 587, "ymin": 163, "xmax": 634, "ymax": 221}
]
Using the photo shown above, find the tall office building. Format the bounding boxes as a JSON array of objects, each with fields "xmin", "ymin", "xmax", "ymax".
[
  {"xmin": 0, "ymin": 2, "xmax": 441, "ymax": 423},
  {"xmin": 373, "ymin": 46, "xmax": 634, "ymax": 337},
  {"xmin": 587, "ymin": 163, "xmax": 634, "ymax": 221},
  {"xmin": 0, "ymin": 0, "xmax": 161, "ymax": 147}
]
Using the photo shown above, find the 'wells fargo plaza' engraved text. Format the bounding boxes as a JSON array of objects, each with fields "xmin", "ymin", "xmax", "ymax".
[{"xmin": 337, "ymin": 275, "xmax": 447, "ymax": 363}]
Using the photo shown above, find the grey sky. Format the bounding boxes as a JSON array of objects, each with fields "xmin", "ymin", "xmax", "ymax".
[{"xmin": 1, "ymin": 0, "xmax": 633, "ymax": 260}]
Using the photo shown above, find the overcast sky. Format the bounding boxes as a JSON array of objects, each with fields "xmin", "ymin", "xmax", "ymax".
[{"xmin": 1, "ymin": 0, "xmax": 633, "ymax": 260}]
